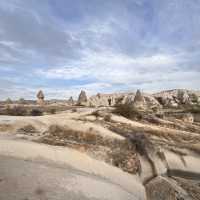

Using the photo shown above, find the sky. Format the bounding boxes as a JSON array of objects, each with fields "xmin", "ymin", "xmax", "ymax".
[{"xmin": 0, "ymin": 0, "xmax": 200, "ymax": 100}]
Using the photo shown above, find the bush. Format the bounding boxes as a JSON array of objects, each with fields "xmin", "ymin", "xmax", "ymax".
[
  {"xmin": 113, "ymin": 103, "xmax": 142, "ymax": 120},
  {"xmin": 71, "ymin": 108, "xmax": 77, "ymax": 112},
  {"xmin": 17, "ymin": 124, "xmax": 37, "ymax": 134},
  {"xmin": 5, "ymin": 106, "xmax": 28, "ymax": 116},
  {"xmin": 104, "ymin": 114, "xmax": 112, "ymax": 122},
  {"xmin": 49, "ymin": 108, "xmax": 56, "ymax": 114},
  {"xmin": 186, "ymin": 105, "xmax": 200, "ymax": 114},
  {"xmin": 91, "ymin": 110, "xmax": 101, "ymax": 118},
  {"xmin": 30, "ymin": 109, "xmax": 43, "ymax": 116}
]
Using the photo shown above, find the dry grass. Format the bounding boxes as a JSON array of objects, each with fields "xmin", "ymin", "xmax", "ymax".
[
  {"xmin": 104, "ymin": 114, "xmax": 112, "ymax": 122},
  {"xmin": 38, "ymin": 124, "xmax": 140, "ymax": 174},
  {"xmin": 17, "ymin": 124, "xmax": 38, "ymax": 135},
  {"xmin": 0, "ymin": 124, "xmax": 12, "ymax": 132},
  {"xmin": 113, "ymin": 103, "xmax": 143, "ymax": 120}
]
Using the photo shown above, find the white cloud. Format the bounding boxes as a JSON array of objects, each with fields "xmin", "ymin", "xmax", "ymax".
[{"xmin": 38, "ymin": 50, "xmax": 177, "ymax": 85}]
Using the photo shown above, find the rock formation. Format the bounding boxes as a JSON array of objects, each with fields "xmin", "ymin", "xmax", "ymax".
[
  {"xmin": 68, "ymin": 96, "xmax": 74, "ymax": 105},
  {"xmin": 37, "ymin": 90, "xmax": 45, "ymax": 105},
  {"xmin": 178, "ymin": 90, "xmax": 190, "ymax": 104},
  {"xmin": 87, "ymin": 92, "xmax": 161, "ymax": 108},
  {"xmin": 146, "ymin": 176, "xmax": 192, "ymax": 200},
  {"xmin": 154, "ymin": 89, "xmax": 200, "ymax": 107},
  {"xmin": 132, "ymin": 90, "xmax": 147, "ymax": 110},
  {"xmin": 77, "ymin": 90, "xmax": 87, "ymax": 106}
]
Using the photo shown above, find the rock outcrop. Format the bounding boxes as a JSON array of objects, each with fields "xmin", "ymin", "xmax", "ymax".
[
  {"xmin": 37, "ymin": 90, "xmax": 45, "ymax": 105},
  {"xmin": 87, "ymin": 91, "xmax": 161, "ymax": 109},
  {"xmin": 154, "ymin": 89, "xmax": 200, "ymax": 107},
  {"xmin": 77, "ymin": 90, "xmax": 87, "ymax": 106},
  {"xmin": 68, "ymin": 96, "xmax": 74, "ymax": 105},
  {"xmin": 146, "ymin": 176, "xmax": 193, "ymax": 200},
  {"xmin": 132, "ymin": 90, "xmax": 147, "ymax": 110}
]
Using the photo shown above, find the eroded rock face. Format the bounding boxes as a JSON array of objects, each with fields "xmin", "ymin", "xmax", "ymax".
[
  {"xmin": 154, "ymin": 89, "xmax": 200, "ymax": 107},
  {"xmin": 37, "ymin": 90, "xmax": 45, "ymax": 105},
  {"xmin": 88, "ymin": 91, "xmax": 161, "ymax": 109},
  {"xmin": 68, "ymin": 96, "xmax": 74, "ymax": 105},
  {"xmin": 77, "ymin": 90, "xmax": 87, "ymax": 105},
  {"xmin": 178, "ymin": 90, "xmax": 191, "ymax": 105},
  {"xmin": 132, "ymin": 90, "xmax": 147, "ymax": 110},
  {"xmin": 146, "ymin": 176, "xmax": 192, "ymax": 200}
]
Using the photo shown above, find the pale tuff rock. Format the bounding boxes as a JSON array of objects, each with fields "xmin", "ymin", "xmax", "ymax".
[
  {"xmin": 146, "ymin": 176, "xmax": 192, "ymax": 200},
  {"xmin": 68, "ymin": 96, "xmax": 74, "ymax": 105},
  {"xmin": 177, "ymin": 90, "xmax": 190, "ymax": 104},
  {"xmin": 77, "ymin": 90, "xmax": 87, "ymax": 105},
  {"xmin": 154, "ymin": 89, "xmax": 200, "ymax": 107},
  {"xmin": 88, "ymin": 93, "xmax": 128, "ymax": 107},
  {"xmin": 36, "ymin": 90, "xmax": 45, "ymax": 105},
  {"xmin": 132, "ymin": 90, "xmax": 147, "ymax": 110},
  {"xmin": 87, "ymin": 91, "xmax": 161, "ymax": 108}
]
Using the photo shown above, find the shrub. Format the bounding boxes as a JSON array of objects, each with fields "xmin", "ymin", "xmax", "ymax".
[
  {"xmin": 104, "ymin": 114, "xmax": 112, "ymax": 122},
  {"xmin": 17, "ymin": 124, "xmax": 37, "ymax": 134},
  {"xmin": 49, "ymin": 108, "xmax": 56, "ymax": 114},
  {"xmin": 186, "ymin": 105, "xmax": 200, "ymax": 114},
  {"xmin": 127, "ymin": 132, "xmax": 154, "ymax": 155},
  {"xmin": 113, "ymin": 103, "xmax": 142, "ymax": 120},
  {"xmin": 30, "ymin": 108, "xmax": 43, "ymax": 116},
  {"xmin": 71, "ymin": 108, "xmax": 77, "ymax": 112},
  {"xmin": 5, "ymin": 106, "xmax": 28, "ymax": 116},
  {"xmin": 91, "ymin": 110, "xmax": 101, "ymax": 118}
]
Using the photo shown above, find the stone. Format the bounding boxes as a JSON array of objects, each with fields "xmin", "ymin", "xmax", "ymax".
[
  {"xmin": 77, "ymin": 90, "xmax": 87, "ymax": 106},
  {"xmin": 37, "ymin": 90, "xmax": 45, "ymax": 105}
]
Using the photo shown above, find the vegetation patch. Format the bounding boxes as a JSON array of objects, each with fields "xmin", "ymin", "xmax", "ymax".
[
  {"xmin": 38, "ymin": 124, "xmax": 140, "ymax": 174},
  {"xmin": 17, "ymin": 124, "xmax": 38, "ymax": 135}
]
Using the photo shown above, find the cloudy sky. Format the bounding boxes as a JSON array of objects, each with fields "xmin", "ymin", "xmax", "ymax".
[{"xmin": 0, "ymin": 0, "xmax": 200, "ymax": 100}]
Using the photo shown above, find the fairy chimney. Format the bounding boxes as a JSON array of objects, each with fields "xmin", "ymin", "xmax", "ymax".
[
  {"xmin": 37, "ymin": 90, "xmax": 45, "ymax": 105},
  {"xmin": 133, "ymin": 89, "xmax": 147, "ymax": 109},
  {"xmin": 77, "ymin": 90, "xmax": 87, "ymax": 106},
  {"xmin": 68, "ymin": 96, "xmax": 74, "ymax": 105}
]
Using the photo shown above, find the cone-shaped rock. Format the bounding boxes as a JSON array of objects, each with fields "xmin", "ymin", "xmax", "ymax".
[
  {"xmin": 37, "ymin": 90, "xmax": 45, "ymax": 105},
  {"xmin": 77, "ymin": 90, "xmax": 87, "ymax": 105},
  {"xmin": 133, "ymin": 89, "xmax": 146, "ymax": 109},
  {"xmin": 68, "ymin": 96, "xmax": 74, "ymax": 105}
]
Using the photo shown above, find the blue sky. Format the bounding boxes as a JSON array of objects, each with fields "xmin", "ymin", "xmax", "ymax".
[{"xmin": 0, "ymin": 0, "xmax": 200, "ymax": 100}]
